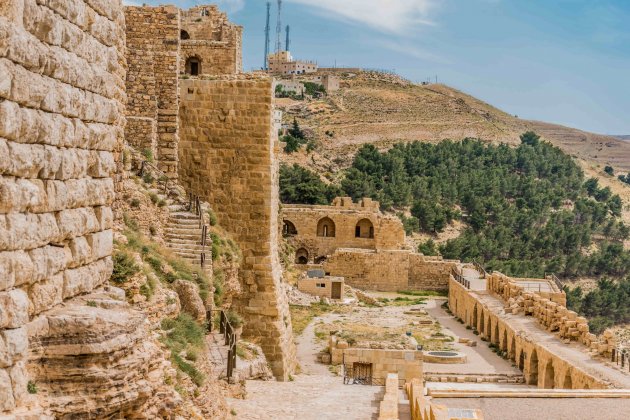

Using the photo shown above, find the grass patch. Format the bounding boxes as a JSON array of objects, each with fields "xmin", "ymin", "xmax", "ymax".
[
  {"xmin": 111, "ymin": 251, "xmax": 140, "ymax": 284},
  {"xmin": 289, "ymin": 302, "xmax": 332, "ymax": 336},
  {"xmin": 161, "ymin": 314, "xmax": 206, "ymax": 386}
]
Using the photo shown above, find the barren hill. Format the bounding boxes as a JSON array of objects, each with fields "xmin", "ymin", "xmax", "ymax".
[{"xmin": 279, "ymin": 71, "xmax": 630, "ymax": 175}]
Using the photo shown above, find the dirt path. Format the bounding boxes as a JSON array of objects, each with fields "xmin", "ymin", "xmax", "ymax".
[{"xmin": 227, "ymin": 313, "xmax": 383, "ymax": 420}]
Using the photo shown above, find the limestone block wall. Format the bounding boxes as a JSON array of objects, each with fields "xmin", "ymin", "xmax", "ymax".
[
  {"xmin": 484, "ymin": 272, "xmax": 615, "ymax": 353},
  {"xmin": 178, "ymin": 75, "xmax": 296, "ymax": 379},
  {"xmin": 282, "ymin": 197, "xmax": 406, "ymax": 262},
  {"xmin": 125, "ymin": 6, "xmax": 180, "ymax": 178},
  {"xmin": 323, "ymin": 249, "xmax": 457, "ymax": 292},
  {"xmin": 0, "ymin": 0, "xmax": 125, "ymax": 414},
  {"xmin": 448, "ymin": 278, "xmax": 610, "ymax": 390},
  {"xmin": 331, "ymin": 336, "xmax": 423, "ymax": 384},
  {"xmin": 180, "ymin": 5, "xmax": 242, "ymax": 75}
]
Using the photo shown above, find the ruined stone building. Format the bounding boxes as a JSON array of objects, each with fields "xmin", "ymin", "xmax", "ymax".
[
  {"xmin": 124, "ymin": 4, "xmax": 242, "ymax": 179},
  {"xmin": 125, "ymin": 5, "xmax": 296, "ymax": 380},
  {"xmin": 282, "ymin": 197, "xmax": 457, "ymax": 291}
]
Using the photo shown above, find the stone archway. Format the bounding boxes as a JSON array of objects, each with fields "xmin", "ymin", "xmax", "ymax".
[
  {"xmin": 317, "ymin": 217, "xmax": 336, "ymax": 237},
  {"xmin": 562, "ymin": 370, "xmax": 573, "ymax": 389},
  {"xmin": 510, "ymin": 335, "xmax": 516, "ymax": 360},
  {"xmin": 501, "ymin": 329, "xmax": 508, "ymax": 353},
  {"xmin": 479, "ymin": 310, "xmax": 485, "ymax": 336},
  {"xmin": 295, "ymin": 248, "xmax": 309, "ymax": 264},
  {"xmin": 472, "ymin": 305, "xmax": 478, "ymax": 331},
  {"xmin": 355, "ymin": 218, "xmax": 374, "ymax": 239},
  {"xmin": 518, "ymin": 349, "xmax": 525, "ymax": 370},
  {"xmin": 180, "ymin": 29, "xmax": 190, "ymax": 40},
  {"xmin": 543, "ymin": 361, "xmax": 555, "ymax": 389},
  {"xmin": 493, "ymin": 322, "xmax": 499, "ymax": 346},
  {"xmin": 527, "ymin": 348, "xmax": 539, "ymax": 386},
  {"xmin": 282, "ymin": 220, "xmax": 297, "ymax": 237}
]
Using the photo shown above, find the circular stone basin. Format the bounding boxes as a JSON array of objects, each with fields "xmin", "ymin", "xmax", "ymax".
[{"xmin": 423, "ymin": 350, "xmax": 467, "ymax": 364}]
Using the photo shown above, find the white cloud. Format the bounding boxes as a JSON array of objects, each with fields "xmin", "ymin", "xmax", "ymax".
[
  {"xmin": 376, "ymin": 39, "xmax": 449, "ymax": 64},
  {"xmin": 286, "ymin": 0, "xmax": 435, "ymax": 34}
]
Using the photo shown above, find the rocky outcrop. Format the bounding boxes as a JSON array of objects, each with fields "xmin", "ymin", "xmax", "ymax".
[
  {"xmin": 173, "ymin": 279, "xmax": 206, "ymax": 322},
  {"xmin": 27, "ymin": 288, "xmax": 184, "ymax": 419}
]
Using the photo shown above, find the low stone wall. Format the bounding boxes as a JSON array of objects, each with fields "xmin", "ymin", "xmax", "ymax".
[
  {"xmin": 448, "ymin": 278, "xmax": 610, "ymax": 390},
  {"xmin": 406, "ymin": 378, "xmax": 484, "ymax": 420},
  {"xmin": 486, "ymin": 272, "xmax": 614, "ymax": 353},
  {"xmin": 378, "ymin": 373, "xmax": 399, "ymax": 420},
  {"xmin": 330, "ymin": 336, "xmax": 422, "ymax": 384},
  {"xmin": 323, "ymin": 249, "xmax": 457, "ymax": 292}
]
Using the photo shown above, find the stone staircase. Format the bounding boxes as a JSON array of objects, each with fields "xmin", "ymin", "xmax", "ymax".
[{"xmin": 164, "ymin": 206, "xmax": 209, "ymax": 272}]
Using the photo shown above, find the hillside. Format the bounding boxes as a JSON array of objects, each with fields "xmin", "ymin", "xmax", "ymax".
[{"xmin": 278, "ymin": 71, "xmax": 630, "ymax": 175}]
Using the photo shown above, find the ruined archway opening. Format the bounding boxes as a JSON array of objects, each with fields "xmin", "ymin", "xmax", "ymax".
[
  {"xmin": 510, "ymin": 336, "xmax": 516, "ymax": 360},
  {"xmin": 295, "ymin": 248, "xmax": 309, "ymax": 265},
  {"xmin": 501, "ymin": 331, "xmax": 507, "ymax": 352},
  {"xmin": 180, "ymin": 30, "xmax": 190, "ymax": 40},
  {"xmin": 314, "ymin": 256, "xmax": 327, "ymax": 264},
  {"xmin": 479, "ymin": 312, "xmax": 485, "ymax": 336},
  {"xmin": 355, "ymin": 218, "xmax": 374, "ymax": 239},
  {"xmin": 562, "ymin": 371, "xmax": 573, "ymax": 389},
  {"xmin": 543, "ymin": 362, "xmax": 555, "ymax": 389},
  {"xmin": 185, "ymin": 56, "xmax": 202, "ymax": 76},
  {"xmin": 317, "ymin": 217, "xmax": 336, "ymax": 237},
  {"xmin": 493, "ymin": 322, "xmax": 499, "ymax": 346},
  {"xmin": 528, "ymin": 349, "xmax": 539, "ymax": 386},
  {"xmin": 518, "ymin": 350, "xmax": 525, "ymax": 370},
  {"xmin": 472, "ymin": 305, "xmax": 478, "ymax": 331},
  {"xmin": 283, "ymin": 220, "xmax": 297, "ymax": 237}
]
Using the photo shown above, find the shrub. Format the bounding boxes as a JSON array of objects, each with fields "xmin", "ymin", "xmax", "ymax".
[
  {"xmin": 86, "ymin": 300, "xmax": 97, "ymax": 307},
  {"xmin": 142, "ymin": 172, "xmax": 155, "ymax": 185},
  {"xmin": 111, "ymin": 251, "xmax": 140, "ymax": 284},
  {"xmin": 158, "ymin": 200, "xmax": 167, "ymax": 207},
  {"xmin": 207, "ymin": 209, "xmax": 218, "ymax": 226},
  {"xmin": 604, "ymin": 166, "xmax": 615, "ymax": 176},
  {"xmin": 149, "ymin": 193, "xmax": 159, "ymax": 204},
  {"xmin": 141, "ymin": 148, "xmax": 153, "ymax": 162},
  {"xmin": 149, "ymin": 225, "xmax": 157, "ymax": 236},
  {"xmin": 123, "ymin": 213, "xmax": 139, "ymax": 231},
  {"xmin": 130, "ymin": 198, "xmax": 141, "ymax": 208},
  {"xmin": 27, "ymin": 381, "xmax": 37, "ymax": 394},
  {"xmin": 227, "ymin": 310, "xmax": 244, "ymax": 328}
]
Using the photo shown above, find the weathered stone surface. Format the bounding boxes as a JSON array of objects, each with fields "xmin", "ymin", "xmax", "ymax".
[
  {"xmin": 0, "ymin": 290, "xmax": 29, "ymax": 329},
  {"xmin": 173, "ymin": 280, "xmax": 206, "ymax": 322}
]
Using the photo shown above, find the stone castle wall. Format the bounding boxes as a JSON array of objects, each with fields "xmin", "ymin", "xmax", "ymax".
[
  {"xmin": 282, "ymin": 197, "xmax": 406, "ymax": 262},
  {"xmin": 178, "ymin": 75, "xmax": 296, "ymax": 379},
  {"xmin": 125, "ymin": 6, "xmax": 180, "ymax": 178},
  {"xmin": 0, "ymin": 0, "xmax": 126, "ymax": 414},
  {"xmin": 323, "ymin": 249, "xmax": 457, "ymax": 292},
  {"xmin": 180, "ymin": 5, "xmax": 242, "ymax": 75}
]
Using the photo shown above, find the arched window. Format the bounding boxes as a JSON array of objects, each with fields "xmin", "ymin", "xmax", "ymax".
[
  {"xmin": 283, "ymin": 220, "xmax": 297, "ymax": 237},
  {"xmin": 295, "ymin": 248, "xmax": 309, "ymax": 264},
  {"xmin": 355, "ymin": 218, "xmax": 374, "ymax": 239},
  {"xmin": 185, "ymin": 56, "xmax": 202, "ymax": 76},
  {"xmin": 180, "ymin": 30, "xmax": 190, "ymax": 40},
  {"xmin": 317, "ymin": 217, "xmax": 336, "ymax": 237}
]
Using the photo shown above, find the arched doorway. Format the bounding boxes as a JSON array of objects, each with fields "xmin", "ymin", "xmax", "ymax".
[
  {"xmin": 493, "ymin": 322, "xmax": 499, "ymax": 346},
  {"xmin": 562, "ymin": 371, "xmax": 573, "ymax": 389},
  {"xmin": 518, "ymin": 350, "xmax": 525, "ymax": 370},
  {"xmin": 510, "ymin": 335, "xmax": 516, "ymax": 360},
  {"xmin": 283, "ymin": 220, "xmax": 297, "ymax": 237},
  {"xmin": 180, "ymin": 30, "xmax": 190, "ymax": 40},
  {"xmin": 185, "ymin": 56, "xmax": 202, "ymax": 76},
  {"xmin": 543, "ymin": 362, "xmax": 555, "ymax": 389},
  {"xmin": 479, "ymin": 311, "xmax": 485, "ymax": 336},
  {"xmin": 317, "ymin": 217, "xmax": 336, "ymax": 237},
  {"xmin": 501, "ymin": 330, "xmax": 507, "ymax": 352},
  {"xmin": 355, "ymin": 218, "xmax": 374, "ymax": 238},
  {"xmin": 472, "ymin": 305, "xmax": 478, "ymax": 331},
  {"xmin": 295, "ymin": 248, "xmax": 308, "ymax": 264},
  {"xmin": 314, "ymin": 256, "xmax": 327, "ymax": 264},
  {"xmin": 527, "ymin": 348, "xmax": 539, "ymax": 386}
]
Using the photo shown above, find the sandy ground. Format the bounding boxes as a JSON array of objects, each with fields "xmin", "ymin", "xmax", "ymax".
[{"xmin": 227, "ymin": 313, "xmax": 383, "ymax": 419}]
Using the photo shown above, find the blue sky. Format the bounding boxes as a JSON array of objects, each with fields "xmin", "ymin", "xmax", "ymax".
[{"xmin": 126, "ymin": 0, "xmax": 630, "ymax": 135}]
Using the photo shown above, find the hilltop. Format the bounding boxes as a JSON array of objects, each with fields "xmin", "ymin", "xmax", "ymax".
[{"xmin": 278, "ymin": 71, "xmax": 630, "ymax": 176}]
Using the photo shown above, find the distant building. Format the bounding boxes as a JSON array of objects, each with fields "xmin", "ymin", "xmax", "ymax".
[
  {"xmin": 273, "ymin": 79, "xmax": 305, "ymax": 96},
  {"xmin": 268, "ymin": 50, "xmax": 317, "ymax": 75}
]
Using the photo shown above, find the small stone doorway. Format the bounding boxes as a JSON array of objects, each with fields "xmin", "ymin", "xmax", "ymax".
[{"xmin": 331, "ymin": 282, "xmax": 342, "ymax": 299}]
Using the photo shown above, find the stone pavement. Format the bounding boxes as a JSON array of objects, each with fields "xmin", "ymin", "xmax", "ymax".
[
  {"xmin": 423, "ymin": 299, "xmax": 523, "ymax": 376},
  {"xmin": 227, "ymin": 313, "xmax": 384, "ymax": 419}
]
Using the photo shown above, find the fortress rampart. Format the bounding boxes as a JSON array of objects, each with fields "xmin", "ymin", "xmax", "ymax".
[{"xmin": 178, "ymin": 75, "xmax": 296, "ymax": 379}]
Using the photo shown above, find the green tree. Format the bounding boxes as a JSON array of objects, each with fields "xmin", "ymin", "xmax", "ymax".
[
  {"xmin": 604, "ymin": 166, "xmax": 615, "ymax": 176},
  {"xmin": 520, "ymin": 131, "xmax": 541, "ymax": 146}
]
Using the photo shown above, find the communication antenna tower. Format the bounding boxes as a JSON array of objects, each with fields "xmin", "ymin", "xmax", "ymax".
[
  {"xmin": 275, "ymin": 0, "xmax": 282, "ymax": 53},
  {"xmin": 264, "ymin": 2, "xmax": 271, "ymax": 69},
  {"xmin": 285, "ymin": 25, "xmax": 290, "ymax": 52}
]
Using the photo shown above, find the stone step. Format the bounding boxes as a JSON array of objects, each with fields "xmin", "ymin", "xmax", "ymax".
[
  {"xmin": 164, "ymin": 227, "xmax": 203, "ymax": 235},
  {"xmin": 168, "ymin": 246, "xmax": 206, "ymax": 253},
  {"xmin": 165, "ymin": 238, "xmax": 205, "ymax": 245},
  {"xmin": 164, "ymin": 233, "xmax": 204, "ymax": 241}
]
